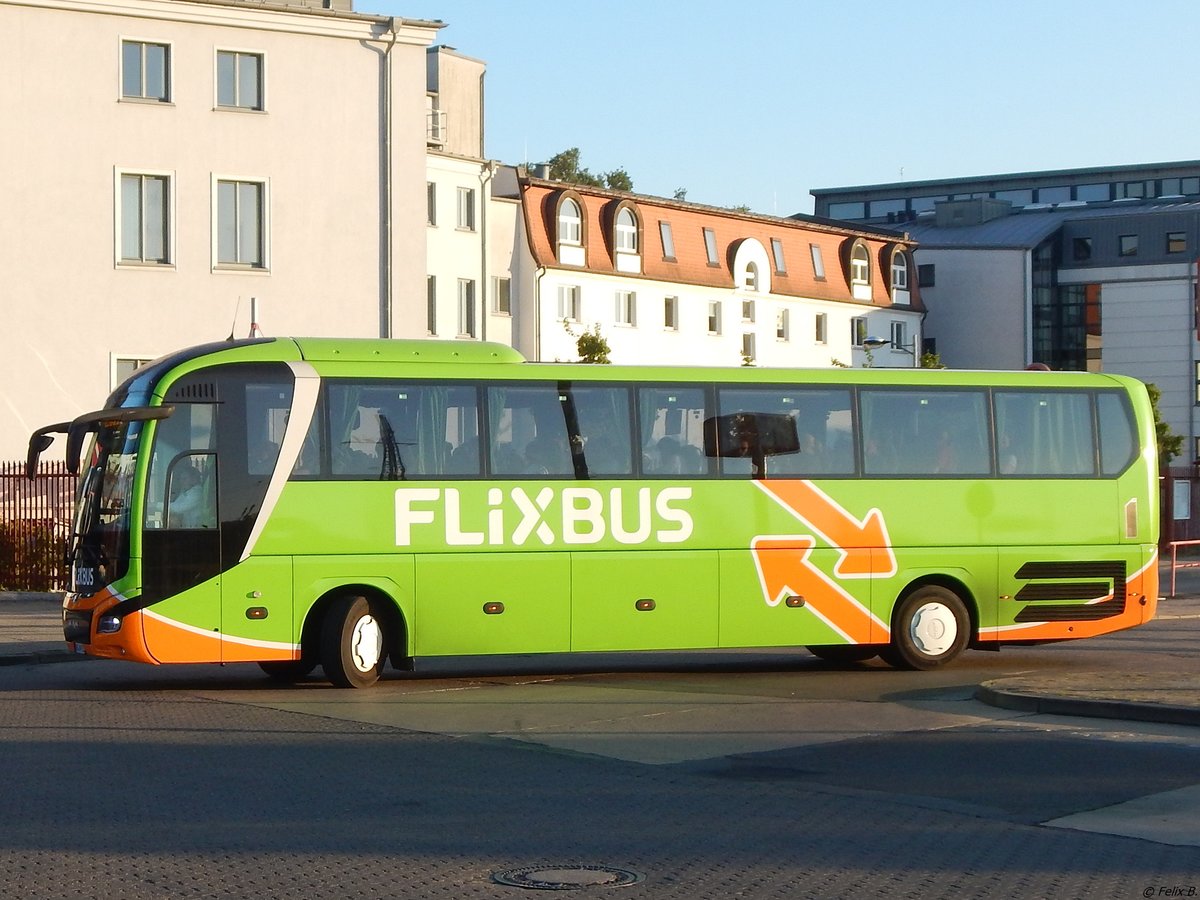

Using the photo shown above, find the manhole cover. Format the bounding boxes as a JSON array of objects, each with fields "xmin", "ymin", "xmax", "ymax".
[{"xmin": 491, "ymin": 864, "xmax": 643, "ymax": 890}]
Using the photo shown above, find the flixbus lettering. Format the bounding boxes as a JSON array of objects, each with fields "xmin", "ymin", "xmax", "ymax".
[{"xmin": 394, "ymin": 486, "xmax": 694, "ymax": 547}]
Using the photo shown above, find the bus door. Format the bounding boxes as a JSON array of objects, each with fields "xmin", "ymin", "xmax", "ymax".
[
  {"xmin": 141, "ymin": 367, "xmax": 296, "ymax": 663},
  {"xmin": 140, "ymin": 402, "xmax": 223, "ymax": 662}
]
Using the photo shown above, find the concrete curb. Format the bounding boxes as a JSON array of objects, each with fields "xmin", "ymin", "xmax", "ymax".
[{"xmin": 975, "ymin": 682, "xmax": 1200, "ymax": 728}]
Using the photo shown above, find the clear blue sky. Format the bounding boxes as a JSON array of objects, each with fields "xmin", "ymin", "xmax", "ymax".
[{"xmin": 372, "ymin": 0, "xmax": 1200, "ymax": 215}]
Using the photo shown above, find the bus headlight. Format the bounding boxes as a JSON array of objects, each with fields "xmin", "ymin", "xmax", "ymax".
[{"xmin": 97, "ymin": 615, "xmax": 122, "ymax": 634}]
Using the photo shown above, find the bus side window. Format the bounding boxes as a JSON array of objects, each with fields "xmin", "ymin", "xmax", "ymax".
[
  {"xmin": 568, "ymin": 385, "xmax": 633, "ymax": 477},
  {"xmin": 637, "ymin": 386, "xmax": 709, "ymax": 476}
]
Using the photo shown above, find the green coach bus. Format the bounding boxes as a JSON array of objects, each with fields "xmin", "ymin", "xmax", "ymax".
[{"xmin": 28, "ymin": 337, "xmax": 1159, "ymax": 687}]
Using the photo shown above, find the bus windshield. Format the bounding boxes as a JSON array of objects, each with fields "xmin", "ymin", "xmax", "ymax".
[{"xmin": 69, "ymin": 420, "xmax": 142, "ymax": 594}]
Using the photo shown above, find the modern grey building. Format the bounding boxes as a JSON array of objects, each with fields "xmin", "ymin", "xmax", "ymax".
[{"xmin": 812, "ymin": 160, "xmax": 1200, "ymax": 226}]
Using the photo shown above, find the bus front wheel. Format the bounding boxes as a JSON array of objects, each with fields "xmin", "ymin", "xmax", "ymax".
[
  {"xmin": 882, "ymin": 586, "xmax": 970, "ymax": 671},
  {"xmin": 321, "ymin": 595, "xmax": 385, "ymax": 688}
]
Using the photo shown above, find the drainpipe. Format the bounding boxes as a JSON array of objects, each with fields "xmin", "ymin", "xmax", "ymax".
[
  {"xmin": 534, "ymin": 266, "xmax": 546, "ymax": 360},
  {"xmin": 478, "ymin": 160, "xmax": 494, "ymax": 341},
  {"xmin": 381, "ymin": 18, "xmax": 399, "ymax": 338}
]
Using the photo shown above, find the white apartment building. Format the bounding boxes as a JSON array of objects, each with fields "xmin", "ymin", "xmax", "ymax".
[
  {"xmin": 509, "ymin": 178, "xmax": 925, "ymax": 369},
  {"xmin": 0, "ymin": 0, "xmax": 440, "ymax": 459}
]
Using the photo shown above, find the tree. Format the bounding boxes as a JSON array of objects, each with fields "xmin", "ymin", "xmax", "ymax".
[
  {"xmin": 563, "ymin": 320, "xmax": 611, "ymax": 364},
  {"xmin": 547, "ymin": 147, "xmax": 633, "ymax": 192},
  {"xmin": 1146, "ymin": 382, "xmax": 1183, "ymax": 467}
]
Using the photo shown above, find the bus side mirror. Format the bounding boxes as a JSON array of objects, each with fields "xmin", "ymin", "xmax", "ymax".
[{"xmin": 703, "ymin": 412, "xmax": 800, "ymax": 459}]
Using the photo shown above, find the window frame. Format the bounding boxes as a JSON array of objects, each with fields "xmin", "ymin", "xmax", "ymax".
[
  {"xmin": 457, "ymin": 186, "xmax": 476, "ymax": 231},
  {"xmin": 115, "ymin": 168, "xmax": 174, "ymax": 267},
  {"xmin": 810, "ymin": 244, "xmax": 826, "ymax": 280},
  {"xmin": 120, "ymin": 38, "xmax": 172, "ymax": 103},
  {"xmin": 457, "ymin": 278, "xmax": 477, "ymax": 338},
  {"xmin": 664, "ymin": 295, "xmax": 679, "ymax": 331},
  {"xmin": 1167, "ymin": 231, "xmax": 1187, "ymax": 254},
  {"xmin": 615, "ymin": 290, "xmax": 637, "ymax": 327},
  {"xmin": 426, "ymin": 182, "xmax": 437, "ymax": 227},
  {"xmin": 850, "ymin": 241, "xmax": 871, "ymax": 298},
  {"xmin": 427, "ymin": 275, "xmax": 437, "ymax": 335},
  {"xmin": 557, "ymin": 284, "xmax": 581, "ymax": 322},
  {"xmin": 770, "ymin": 238, "xmax": 787, "ymax": 275},
  {"xmin": 492, "ymin": 276, "xmax": 512, "ymax": 316},
  {"xmin": 615, "ymin": 206, "xmax": 639, "ymax": 253},
  {"xmin": 703, "ymin": 227, "xmax": 719, "ymax": 266},
  {"xmin": 215, "ymin": 48, "xmax": 265, "ymax": 112},
  {"xmin": 659, "ymin": 221, "xmax": 676, "ymax": 261},
  {"xmin": 212, "ymin": 175, "xmax": 269, "ymax": 271},
  {"xmin": 1118, "ymin": 234, "xmax": 1139, "ymax": 257},
  {"xmin": 707, "ymin": 300, "xmax": 722, "ymax": 335}
]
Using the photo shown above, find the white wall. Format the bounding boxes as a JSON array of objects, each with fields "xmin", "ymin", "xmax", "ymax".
[{"xmin": 0, "ymin": 0, "xmax": 436, "ymax": 459}]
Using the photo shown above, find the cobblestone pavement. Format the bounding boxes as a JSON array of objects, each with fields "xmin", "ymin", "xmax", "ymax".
[{"xmin": 0, "ymin": 675, "xmax": 1197, "ymax": 900}]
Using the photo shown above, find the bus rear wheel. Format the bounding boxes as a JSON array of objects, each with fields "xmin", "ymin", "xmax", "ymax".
[
  {"xmin": 882, "ymin": 586, "xmax": 970, "ymax": 671},
  {"xmin": 321, "ymin": 595, "xmax": 385, "ymax": 688}
]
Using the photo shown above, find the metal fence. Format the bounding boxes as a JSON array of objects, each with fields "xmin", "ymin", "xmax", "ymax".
[{"xmin": 0, "ymin": 460, "xmax": 76, "ymax": 591}]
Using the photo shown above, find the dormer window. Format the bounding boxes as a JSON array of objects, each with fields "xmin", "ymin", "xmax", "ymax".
[
  {"xmin": 850, "ymin": 241, "xmax": 871, "ymax": 301},
  {"xmin": 555, "ymin": 191, "xmax": 586, "ymax": 266},
  {"xmin": 616, "ymin": 208, "xmax": 637, "ymax": 251},
  {"xmin": 745, "ymin": 261, "xmax": 759, "ymax": 291},
  {"xmin": 612, "ymin": 201, "xmax": 642, "ymax": 274},
  {"xmin": 558, "ymin": 197, "xmax": 581, "ymax": 245},
  {"xmin": 890, "ymin": 249, "xmax": 911, "ymax": 305}
]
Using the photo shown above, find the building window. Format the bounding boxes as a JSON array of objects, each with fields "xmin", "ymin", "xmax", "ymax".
[
  {"xmin": 815, "ymin": 312, "xmax": 828, "ymax": 344},
  {"xmin": 457, "ymin": 187, "xmax": 476, "ymax": 231},
  {"xmin": 558, "ymin": 197, "xmax": 582, "ymax": 245},
  {"xmin": 851, "ymin": 316, "xmax": 867, "ymax": 347},
  {"xmin": 742, "ymin": 332, "xmax": 756, "ymax": 363},
  {"xmin": 664, "ymin": 296, "xmax": 678, "ymax": 330},
  {"xmin": 112, "ymin": 354, "xmax": 156, "ymax": 388},
  {"xmin": 427, "ymin": 275, "xmax": 437, "ymax": 334},
  {"xmin": 918, "ymin": 263, "xmax": 935, "ymax": 287},
  {"xmin": 890, "ymin": 251, "xmax": 909, "ymax": 303},
  {"xmin": 1119, "ymin": 234, "xmax": 1138, "ymax": 257},
  {"xmin": 558, "ymin": 285, "xmax": 580, "ymax": 322},
  {"xmin": 427, "ymin": 182, "xmax": 436, "ymax": 226},
  {"xmin": 659, "ymin": 221, "xmax": 676, "ymax": 261},
  {"xmin": 771, "ymin": 238, "xmax": 786, "ymax": 274},
  {"xmin": 215, "ymin": 178, "xmax": 265, "ymax": 268},
  {"xmin": 741, "ymin": 262, "xmax": 759, "ymax": 292},
  {"xmin": 119, "ymin": 173, "xmax": 170, "ymax": 265},
  {"xmin": 741, "ymin": 300, "xmax": 755, "ymax": 323},
  {"xmin": 810, "ymin": 244, "xmax": 826, "ymax": 280},
  {"xmin": 615, "ymin": 291, "xmax": 636, "ymax": 326},
  {"xmin": 1072, "ymin": 237, "xmax": 1092, "ymax": 261},
  {"xmin": 615, "ymin": 207, "xmax": 638, "ymax": 252},
  {"xmin": 492, "ymin": 276, "xmax": 511, "ymax": 315},
  {"xmin": 1168, "ymin": 231, "xmax": 1187, "ymax": 254},
  {"xmin": 707, "ymin": 300, "xmax": 722, "ymax": 334},
  {"xmin": 121, "ymin": 40, "xmax": 170, "ymax": 102},
  {"xmin": 457, "ymin": 278, "xmax": 476, "ymax": 337},
  {"xmin": 850, "ymin": 242, "xmax": 871, "ymax": 300},
  {"xmin": 776, "ymin": 308, "xmax": 790, "ymax": 341},
  {"xmin": 703, "ymin": 227, "xmax": 719, "ymax": 266},
  {"xmin": 1117, "ymin": 181, "xmax": 1147, "ymax": 200},
  {"xmin": 216, "ymin": 50, "xmax": 263, "ymax": 110},
  {"xmin": 890, "ymin": 320, "xmax": 908, "ymax": 353}
]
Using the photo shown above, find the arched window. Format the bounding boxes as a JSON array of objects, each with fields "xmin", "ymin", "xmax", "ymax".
[
  {"xmin": 891, "ymin": 251, "xmax": 908, "ymax": 290},
  {"xmin": 890, "ymin": 248, "xmax": 911, "ymax": 305},
  {"xmin": 615, "ymin": 207, "xmax": 638, "ymax": 252},
  {"xmin": 850, "ymin": 241, "xmax": 871, "ymax": 301},
  {"xmin": 558, "ymin": 197, "xmax": 582, "ymax": 245},
  {"xmin": 555, "ymin": 191, "xmax": 587, "ymax": 267},
  {"xmin": 745, "ymin": 261, "xmax": 759, "ymax": 291}
]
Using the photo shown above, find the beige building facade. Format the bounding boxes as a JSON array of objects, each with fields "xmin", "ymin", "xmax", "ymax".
[{"xmin": 1, "ymin": 0, "xmax": 440, "ymax": 458}]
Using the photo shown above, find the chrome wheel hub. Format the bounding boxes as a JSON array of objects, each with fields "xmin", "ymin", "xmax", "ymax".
[{"xmin": 909, "ymin": 601, "xmax": 957, "ymax": 656}]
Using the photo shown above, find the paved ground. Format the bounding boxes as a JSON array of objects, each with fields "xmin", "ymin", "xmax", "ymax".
[{"xmin": 3, "ymin": 556, "xmax": 1200, "ymax": 725}]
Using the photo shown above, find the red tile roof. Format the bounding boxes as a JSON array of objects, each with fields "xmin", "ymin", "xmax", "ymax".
[{"xmin": 519, "ymin": 178, "xmax": 924, "ymax": 312}]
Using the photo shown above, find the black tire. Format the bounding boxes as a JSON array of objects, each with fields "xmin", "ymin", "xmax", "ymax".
[
  {"xmin": 320, "ymin": 595, "xmax": 386, "ymax": 688},
  {"xmin": 883, "ymin": 585, "xmax": 970, "ymax": 670},
  {"xmin": 258, "ymin": 659, "xmax": 317, "ymax": 682},
  {"xmin": 806, "ymin": 644, "xmax": 881, "ymax": 664}
]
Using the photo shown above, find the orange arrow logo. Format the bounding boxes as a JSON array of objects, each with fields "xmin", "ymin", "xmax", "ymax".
[
  {"xmin": 753, "ymin": 480, "xmax": 896, "ymax": 578},
  {"xmin": 751, "ymin": 535, "xmax": 888, "ymax": 643}
]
